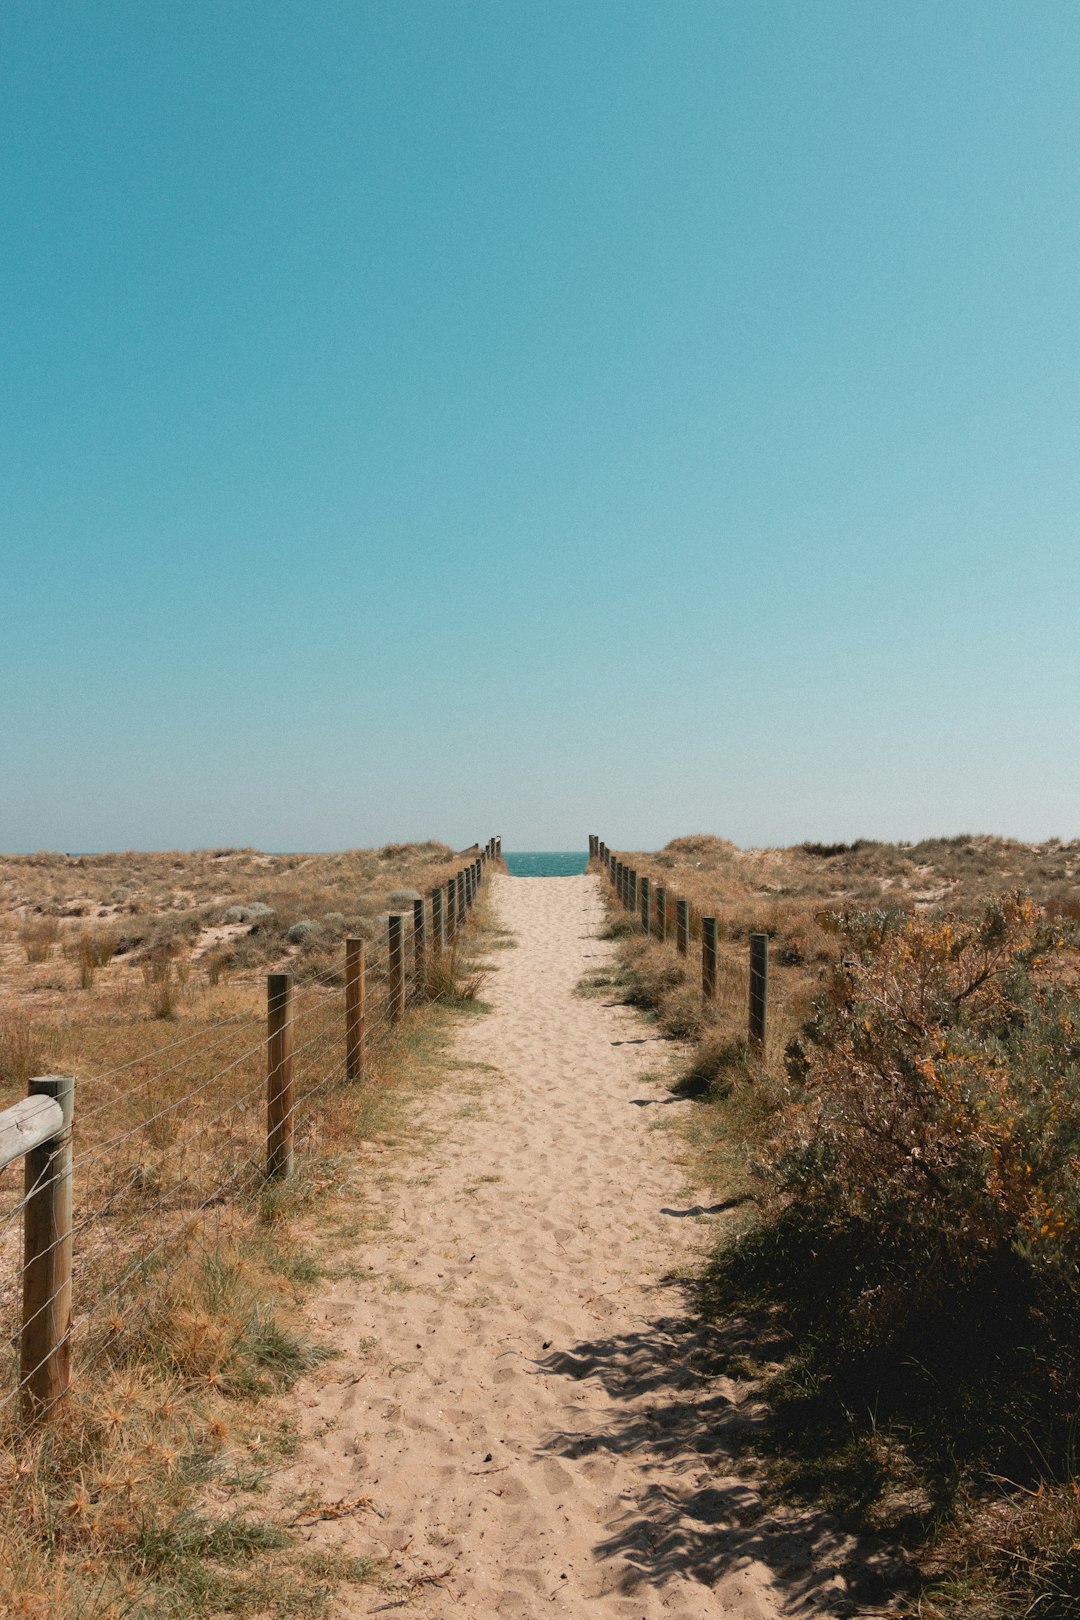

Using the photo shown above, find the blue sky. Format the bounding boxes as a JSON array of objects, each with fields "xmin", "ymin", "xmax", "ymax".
[{"xmin": 2, "ymin": 2, "xmax": 1077, "ymax": 852}]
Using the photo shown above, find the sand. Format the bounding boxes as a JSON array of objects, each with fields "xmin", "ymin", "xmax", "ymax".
[{"xmin": 267, "ymin": 874, "xmax": 882, "ymax": 1617}]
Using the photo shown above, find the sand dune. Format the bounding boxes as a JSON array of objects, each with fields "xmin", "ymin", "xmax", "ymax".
[{"xmin": 266, "ymin": 874, "xmax": 879, "ymax": 1617}]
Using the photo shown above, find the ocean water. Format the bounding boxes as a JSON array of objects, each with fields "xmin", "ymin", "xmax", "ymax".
[{"xmin": 503, "ymin": 851, "xmax": 589, "ymax": 878}]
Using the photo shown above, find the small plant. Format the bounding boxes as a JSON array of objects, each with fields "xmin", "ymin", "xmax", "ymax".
[
  {"xmin": 424, "ymin": 948, "xmax": 488, "ymax": 1005},
  {"xmin": 0, "ymin": 1009, "xmax": 61, "ymax": 1086},
  {"xmin": 142, "ymin": 945, "xmax": 179, "ymax": 1019},
  {"xmin": 286, "ymin": 919, "xmax": 320, "ymax": 945},
  {"xmin": 19, "ymin": 918, "xmax": 59, "ymax": 963},
  {"xmin": 222, "ymin": 902, "xmax": 274, "ymax": 925}
]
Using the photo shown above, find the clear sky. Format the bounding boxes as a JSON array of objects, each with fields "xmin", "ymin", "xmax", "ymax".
[{"xmin": 2, "ymin": 2, "xmax": 1078, "ymax": 853}]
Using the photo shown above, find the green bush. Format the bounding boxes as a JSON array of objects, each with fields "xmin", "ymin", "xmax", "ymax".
[{"xmin": 704, "ymin": 893, "xmax": 1080, "ymax": 1485}]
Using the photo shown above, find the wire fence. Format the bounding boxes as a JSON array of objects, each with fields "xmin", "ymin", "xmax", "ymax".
[
  {"xmin": 589, "ymin": 834, "xmax": 770, "ymax": 1044},
  {"xmin": 0, "ymin": 837, "xmax": 502, "ymax": 1437}
]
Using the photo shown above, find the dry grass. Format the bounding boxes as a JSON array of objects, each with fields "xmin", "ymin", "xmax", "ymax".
[
  {"xmin": 598, "ymin": 833, "xmax": 1080, "ymax": 1619},
  {"xmin": 0, "ymin": 839, "xmax": 495, "ymax": 1617}
]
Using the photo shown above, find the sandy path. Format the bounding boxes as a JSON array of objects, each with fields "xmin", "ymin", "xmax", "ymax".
[{"xmin": 274, "ymin": 875, "xmax": 874, "ymax": 1617}]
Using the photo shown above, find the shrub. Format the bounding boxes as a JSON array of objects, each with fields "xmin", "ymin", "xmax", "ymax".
[
  {"xmin": 286, "ymin": 919, "xmax": 320, "ymax": 945},
  {"xmin": 222, "ymin": 902, "xmax": 274, "ymax": 925},
  {"xmin": 387, "ymin": 888, "xmax": 422, "ymax": 908},
  {"xmin": 707, "ymin": 892, "xmax": 1080, "ymax": 1484},
  {"xmin": 65, "ymin": 927, "xmax": 118, "ymax": 989}
]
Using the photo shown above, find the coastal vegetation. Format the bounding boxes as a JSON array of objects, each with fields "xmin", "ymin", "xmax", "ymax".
[
  {"xmin": 0, "ymin": 842, "xmax": 495, "ymax": 1616},
  {"xmin": 604, "ymin": 832, "xmax": 1080, "ymax": 1618}
]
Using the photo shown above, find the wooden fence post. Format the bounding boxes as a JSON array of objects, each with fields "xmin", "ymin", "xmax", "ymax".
[
  {"xmin": 627, "ymin": 869, "xmax": 637, "ymax": 914},
  {"xmin": 640, "ymin": 876, "xmax": 650, "ymax": 936},
  {"xmin": 749, "ymin": 932, "xmax": 769, "ymax": 1047},
  {"xmin": 412, "ymin": 897, "xmax": 426, "ymax": 998},
  {"xmin": 267, "ymin": 974, "xmax": 294, "ymax": 1179},
  {"xmin": 616, "ymin": 861, "xmax": 625, "ymax": 905},
  {"xmin": 655, "ymin": 884, "xmax": 667, "ymax": 942},
  {"xmin": 676, "ymin": 899, "xmax": 689, "ymax": 957},
  {"xmin": 432, "ymin": 886, "xmax": 445, "ymax": 955},
  {"xmin": 456, "ymin": 871, "xmax": 466, "ymax": 930},
  {"xmin": 702, "ymin": 917, "xmax": 718, "ymax": 1001},
  {"xmin": 20, "ymin": 1074, "xmax": 74, "ymax": 1421},
  {"xmin": 445, "ymin": 879, "xmax": 457, "ymax": 944},
  {"xmin": 388, "ymin": 914, "xmax": 406, "ymax": 1024},
  {"xmin": 345, "ymin": 939, "xmax": 366, "ymax": 1081}
]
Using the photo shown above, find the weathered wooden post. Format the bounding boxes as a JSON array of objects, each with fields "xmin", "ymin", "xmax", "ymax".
[
  {"xmin": 431, "ymin": 886, "xmax": 445, "ymax": 955},
  {"xmin": 456, "ymin": 871, "xmax": 466, "ymax": 930},
  {"xmin": 19, "ymin": 1074, "xmax": 74, "ymax": 1420},
  {"xmin": 412, "ymin": 897, "xmax": 426, "ymax": 997},
  {"xmin": 608, "ymin": 852, "xmax": 616, "ymax": 887},
  {"xmin": 628, "ymin": 869, "xmax": 638, "ymax": 914},
  {"xmin": 749, "ymin": 932, "xmax": 769, "ymax": 1047},
  {"xmin": 388, "ymin": 914, "xmax": 406, "ymax": 1023},
  {"xmin": 676, "ymin": 899, "xmax": 689, "ymax": 957},
  {"xmin": 655, "ymin": 884, "xmax": 667, "ymax": 942},
  {"xmin": 702, "ymin": 917, "xmax": 718, "ymax": 1001},
  {"xmin": 345, "ymin": 939, "xmax": 366, "ymax": 1081},
  {"xmin": 640, "ymin": 876, "xmax": 650, "ymax": 936},
  {"xmin": 267, "ymin": 973, "xmax": 295, "ymax": 1179}
]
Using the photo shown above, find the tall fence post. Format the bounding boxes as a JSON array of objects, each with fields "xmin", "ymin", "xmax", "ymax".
[
  {"xmin": 640, "ymin": 876, "xmax": 650, "ymax": 936},
  {"xmin": 388, "ymin": 914, "xmax": 406, "ymax": 1024},
  {"xmin": 616, "ymin": 860, "xmax": 624, "ymax": 905},
  {"xmin": 445, "ymin": 878, "xmax": 457, "ymax": 944},
  {"xmin": 628, "ymin": 869, "xmax": 638, "ymax": 915},
  {"xmin": 345, "ymin": 939, "xmax": 366, "ymax": 1081},
  {"xmin": 749, "ymin": 932, "xmax": 769, "ymax": 1047},
  {"xmin": 266, "ymin": 973, "xmax": 295, "ymax": 1180},
  {"xmin": 676, "ymin": 899, "xmax": 689, "ymax": 957},
  {"xmin": 702, "ymin": 917, "xmax": 718, "ymax": 1001},
  {"xmin": 456, "ymin": 871, "xmax": 466, "ymax": 930},
  {"xmin": 20, "ymin": 1074, "xmax": 74, "ymax": 1421},
  {"xmin": 432, "ymin": 886, "xmax": 445, "ymax": 955},
  {"xmin": 655, "ymin": 884, "xmax": 667, "ymax": 942},
  {"xmin": 412, "ymin": 897, "xmax": 426, "ymax": 998}
]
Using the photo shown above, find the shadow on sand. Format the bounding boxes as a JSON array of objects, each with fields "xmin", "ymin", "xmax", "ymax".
[{"xmin": 534, "ymin": 1301, "xmax": 914, "ymax": 1614}]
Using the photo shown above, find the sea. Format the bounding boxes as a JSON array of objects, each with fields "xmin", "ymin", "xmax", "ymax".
[{"xmin": 503, "ymin": 851, "xmax": 589, "ymax": 878}]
